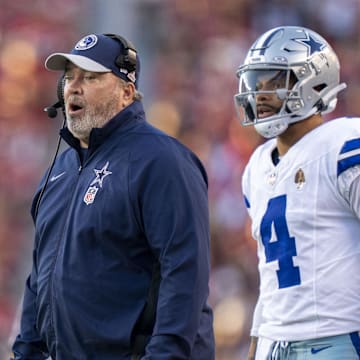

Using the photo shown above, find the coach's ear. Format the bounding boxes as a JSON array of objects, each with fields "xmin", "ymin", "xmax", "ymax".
[{"xmin": 121, "ymin": 80, "xmax": 136, "ymax": 108}]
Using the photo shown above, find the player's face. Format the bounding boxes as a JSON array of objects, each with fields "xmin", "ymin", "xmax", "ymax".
[
  {"xmin": 63, "ymin": 63, "xmax": 127, "ymax": 146},
  {"xmin": 254, "ymin": 71, "xmax": 287, "ymax": 119},
  {"xmin": 240, "ymin": 70, "xmax": 290, "ymax": 119}
]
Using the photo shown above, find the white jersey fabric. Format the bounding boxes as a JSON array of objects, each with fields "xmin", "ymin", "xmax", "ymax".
[{"xmin": 243, "ymin": 117, "xmax": 360, "ymax": 341}]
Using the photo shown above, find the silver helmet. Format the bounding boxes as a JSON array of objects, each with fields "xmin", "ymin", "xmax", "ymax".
[{"xmin": 234, "ymin": 26, "xmax": 347, "ymax": 138}]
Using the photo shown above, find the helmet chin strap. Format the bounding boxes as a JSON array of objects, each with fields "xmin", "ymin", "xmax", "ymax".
[
  {"xmin": 255, "ymin": 106, "xmax": 320, "ymax": 138},
  {"xmin": 254, "ymin": 117, "xmax": 289, "ymax": 138},
  {"xmin": 254, "ymin": 101, "xmax": 320, "ymax": 138},
  {"xmin": 287, "ymin": 107, "xmax": 318, "ymax": 126}
]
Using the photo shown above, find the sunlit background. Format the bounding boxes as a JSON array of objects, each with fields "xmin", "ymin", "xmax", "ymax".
[{"xmin": 1, "ymin": 0, "xmax": 360, "ymax": 359}]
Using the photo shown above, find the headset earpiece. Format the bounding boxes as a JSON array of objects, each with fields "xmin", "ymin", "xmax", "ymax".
[{"xmin": 103, "ymin": 33, "xmax": 137, "ymax": 73}]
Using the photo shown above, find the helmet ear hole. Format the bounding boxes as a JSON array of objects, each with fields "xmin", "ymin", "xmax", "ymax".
[
  {"xmin": 313, "ymin": 84, "xmax": 327, "ymax": 92},
  {"xmin": 313, "ymin": 84, "xmax": 332, "ymax": 111}
]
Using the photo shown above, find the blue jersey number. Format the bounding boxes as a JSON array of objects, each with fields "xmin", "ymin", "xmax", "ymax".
[{"xmin": 260, "ymin": 195, "xmax": 301, "ymax": 288}]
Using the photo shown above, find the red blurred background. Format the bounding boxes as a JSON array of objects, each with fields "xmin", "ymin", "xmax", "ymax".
[{"xmin": 1, "ymin": 1, "xmax": 359, "ymax": 358}]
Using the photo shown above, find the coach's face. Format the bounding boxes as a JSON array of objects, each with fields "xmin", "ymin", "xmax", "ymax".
[{"xmin": 63, "ymin": 63, "xmax": 135, "ymax": 147}]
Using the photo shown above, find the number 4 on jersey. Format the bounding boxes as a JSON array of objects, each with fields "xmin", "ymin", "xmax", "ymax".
[{"xmin": 260, "ymin": 195, "xmax": 301, "ymax": 289}]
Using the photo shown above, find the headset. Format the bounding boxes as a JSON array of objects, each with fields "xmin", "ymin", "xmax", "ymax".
[{"xmin": 103, "ymin": 33, "xmax": 138, "ymax": 74}]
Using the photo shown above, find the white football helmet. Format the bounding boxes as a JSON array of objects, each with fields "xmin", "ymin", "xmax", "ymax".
[{"xmin": 234, "ymin": 26, "xmax": 347, "ymax": 138}]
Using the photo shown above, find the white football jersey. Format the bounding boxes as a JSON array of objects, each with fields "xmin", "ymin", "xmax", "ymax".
[{"xmin": 243, "ymin": 117, "xmax": 360, "ymax": 341}]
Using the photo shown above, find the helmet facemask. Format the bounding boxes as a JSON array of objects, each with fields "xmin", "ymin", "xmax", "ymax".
[
  {"xmin": 234, "ymin": 67, "xmax": 300, "ymax": 138},
  {"xmin": 235, "ymin": 67, "xmax": 299, "ymax": 122}
]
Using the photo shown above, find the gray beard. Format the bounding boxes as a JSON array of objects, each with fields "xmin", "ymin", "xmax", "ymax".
[{"xmin": 66, "ymin": 98, "xmax": 120, "ymax": 145}]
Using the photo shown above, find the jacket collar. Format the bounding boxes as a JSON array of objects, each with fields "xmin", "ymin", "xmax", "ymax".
[{"xmin": 60, "ymin": 100, "xmax": 146, "ymax": 152}]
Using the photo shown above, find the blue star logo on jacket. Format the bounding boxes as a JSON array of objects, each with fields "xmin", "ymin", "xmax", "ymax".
[
  {"xmin": 90, "ymin": 161, "xmax": 112, "ymax": 188},
  {"xmin": 83, "ymin": 162, "xmax": 112, "ymax": 205}
]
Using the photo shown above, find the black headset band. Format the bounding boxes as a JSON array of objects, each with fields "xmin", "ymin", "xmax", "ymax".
[{"xmin": 103, "ymin": 33, "xmax": 137, "ymax": 73}]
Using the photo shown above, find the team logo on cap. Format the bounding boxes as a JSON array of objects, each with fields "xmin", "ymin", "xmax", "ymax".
[{"xmin": 75, "ymin": 34, "xmax": 98, "ymax": 51}]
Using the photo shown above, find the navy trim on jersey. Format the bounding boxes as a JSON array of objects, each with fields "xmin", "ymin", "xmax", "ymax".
[
  {"xmin": 337, "ymin": 138, "xmax": 360, "ymax": 176},
  {"xmin": 350, "ymin": 332, "xmax": 360, "ymax": 357},
  {"xmin": 244, "ymin": 195, "xmax": 250, "ymax": 209}
]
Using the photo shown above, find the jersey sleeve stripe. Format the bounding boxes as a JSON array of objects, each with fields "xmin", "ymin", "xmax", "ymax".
[
  {"xmin": 339, "ymin": 138, "xmax": 360, "ymax": 154},
  {"xmin": 337, "ymin": 138, "xmax": 360, "ymax": 176},
  {"xmin": 338, "ymin": 154, "xmax": 360, "ymax": 176}
]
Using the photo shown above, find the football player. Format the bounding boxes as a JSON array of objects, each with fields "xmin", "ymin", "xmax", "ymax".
[{"xmin": 234, "ymin": 26, "xmax": 360, "ymax": 359}]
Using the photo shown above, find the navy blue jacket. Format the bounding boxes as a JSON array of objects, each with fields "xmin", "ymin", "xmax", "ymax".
[{"xmin": 12, "ymin": 101, "xmax": 214, "ymax": 360}]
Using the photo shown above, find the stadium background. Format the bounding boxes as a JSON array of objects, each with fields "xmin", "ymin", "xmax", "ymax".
[{"xmin": 1, "ymin": 0, "xmax": 359, "ymax": 359}]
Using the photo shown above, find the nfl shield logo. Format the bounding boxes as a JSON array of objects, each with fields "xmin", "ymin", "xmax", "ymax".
[{"xmin": 84, "ymin": 186, "xmax": 99, "ymax": 205}]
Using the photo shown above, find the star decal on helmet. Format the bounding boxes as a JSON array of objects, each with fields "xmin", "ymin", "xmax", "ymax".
[{"xmin": 293, "ymin": 33, "xmax": 325, "ymax": 56}]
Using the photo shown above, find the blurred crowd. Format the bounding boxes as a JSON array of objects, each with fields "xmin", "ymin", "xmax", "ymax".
[{"xmin": 1, "ymin": 0, "xmax": 360, "ymax": 359}]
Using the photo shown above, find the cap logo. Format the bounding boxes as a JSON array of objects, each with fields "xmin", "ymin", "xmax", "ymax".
[{"xmin": 74, "ymin": 35, "xmax": 98, "ymax": 51}]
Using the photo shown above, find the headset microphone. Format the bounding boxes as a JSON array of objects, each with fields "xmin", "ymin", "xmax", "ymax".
[
  {"xmin": 44, "ymin": 101, "xmax": 63, "ymax": 118},
  {"xmin": 44, "ymin": 75, "xmax": 65, "ymax": 119}
]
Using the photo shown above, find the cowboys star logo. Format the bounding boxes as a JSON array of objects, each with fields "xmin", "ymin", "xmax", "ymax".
[
  {"xmin": 293, "ymin": 32, "xmax": 325, "ymax": 56},
  {"xmin": 91, "ymin": 161, "xmax": 112, "ymax": 188},
  {"xmin": 83, "ymin": 161, "xmax": 112, "ymax": 205}
]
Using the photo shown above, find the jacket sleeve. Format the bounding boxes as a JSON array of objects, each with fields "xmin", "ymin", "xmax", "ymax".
[
  {"xmin": 131, "ymin": 143, "xmax": 213, "ymax": 359},
  {"xmin": 10, "ymin": 244, "xmax": 49, "ymax": 360}
]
